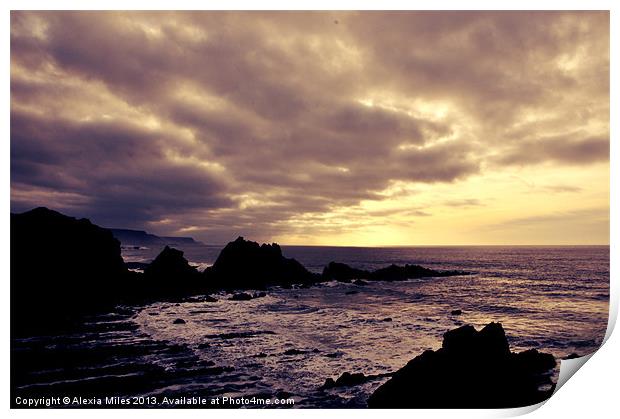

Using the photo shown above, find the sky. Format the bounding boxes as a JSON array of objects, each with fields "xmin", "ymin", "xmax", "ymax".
[{"xmin": 10, "ymin": 11, "xmax": 609, "ymax": 245}]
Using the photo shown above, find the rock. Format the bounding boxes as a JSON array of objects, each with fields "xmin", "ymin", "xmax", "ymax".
[
  {"xmin": 382, "ymin": 317, "xmax": 393, "ymax": 322},
  {"xmin": 322, "ymin": 262, "xmax": 370, "ymax": 281},
  {"xmin": 11, "ymin": 207, "xmax": 129, "ymax": 334},
  {"xmin": 144, "ymin": 246, "xmax": 200, "ymax": 286},
  {"xmin": 253, "ymin": 291, "xmax": 267, "ymax": 298},
  {"xmin": 367, "ymin": 322, "xmax": 556, "ymax": 408},
  {"xmin": 283, "ymin": 348, "xmax": 306, "ymax": 355},
  {"xmin": 325, "ymin": 352, "xmax": 344, "ymax": 358},
  {"xmin": 321, "ymin": 371, "xmax": 386, "ymax": 389},
  {"xmin": 206, "ymin": 331, "xmax": 276, "ymax": 339},
  {"xmin": 513, "ymin": 349, "xmax": 556, "ymax": 373},
  {"xmin": 322, "ymin": 261, "xmax": 468, "ymax": 283},
  {"xmin": 203, "ymin": 295, "xmax": 218, "ymax": 302},
  {"xmin": 125, "ymin": 261, "xmax": 150, "ymax": 271},
  {"xmin": 205, "ymin": 237, "xmax": 320, "ymax": 289},
  {"xmin": 173, "ymin": 318, "xmax": 186, "ymax": 325},
  {"xmin": 230, "ymin": 292, "xmax": 253, "ymax": 301},
  {"xmin": 450, "ymin": 309, "xmax": 462, "ymax": 315},
  {"xmin": 353, "ymin": 279, "xmax": 369, "ymax": 286},
  {"xmin": 564, "ymin": 353, "xmax": 581, "ymax": 359},
  {"xmin": 321, "ymin": 378, "xmax": 337, "ymax": 389},
  {"xmin": 335, "ymin": 372, "xmax": 367, "ymax": 387}
]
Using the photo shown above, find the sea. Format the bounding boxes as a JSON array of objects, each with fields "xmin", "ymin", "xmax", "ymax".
[{"xmin": 12, "ymin": 244, "xmax": 610, "ymax": 408}]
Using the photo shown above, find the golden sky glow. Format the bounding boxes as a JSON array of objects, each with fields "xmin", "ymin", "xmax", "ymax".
[{"xmin": 10, "ymin": 11, "xmax": 609, "ymax": 245}]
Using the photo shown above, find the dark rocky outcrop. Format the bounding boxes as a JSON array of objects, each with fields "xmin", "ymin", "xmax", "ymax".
[
  {"xmin": 143, "ymin": 246, "xmax": 200, "ymax": 285},
  {"xmin": 229, "ymin": 292, "xmax": 253, "ymax": 301},
  {"xmin": 322, "ymin": 372, "xmax": 367, "ymax": 389},
  {"xmin": 367, "ymin": 322, "xmax": 556, "ymax": 408},
  {"xmin": 450, "ymin": 309, "xmax": 462, "ymax": 315},
  {"xmin": 283, "ymin": 348, "xmax": 307, "ymax": 356},
  {"xmin": 321, "ymin": 371, "xmax": 393, "ymax": 390},
  {"xmin": 228, "ymin": 292, "xmax": 267, "ymax": 301},
  {"xmin": 10, "ymin": 208, "xmax": 211, "ymax": 335},
  {"xmin": 11, "ymin": 207, "xmax": 129, "ymax": 334},
  {"xmin": 322, "ymin": 261, "xmax": 468, "ymax": 282},
  {"xmin": 322, "ymin": 262, "xmax": 369, "ymax": 282},
  {"xmin": 144, "ymin": 246, "xmax": 198, "ymax": 279},
  {"xmin": 125, "ymin": 261, "xmax": 150, "ymax": 271},
  {"xmin": 172, "ymin": 318, "xmax": 186, "ymax": 325},
  {"xmin": 204, "ymin": 236, "xmax": 320, "ymax": 289},
  {"xmin": 139, "ymin": 246, "xmax": 211, "ymax": 299}
]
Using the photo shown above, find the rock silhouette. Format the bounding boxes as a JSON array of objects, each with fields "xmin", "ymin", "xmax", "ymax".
[
  {"xmin": 11, "ymin": 208, "xmax": 472, "ymax": 335},
  {"xmin": 142, "ymin": 246, "xmax": 205, "ymax": 297},
  {"xmin": 322, "ymin": 261, "xmax": 468, "ymax": 282},
  {"xmin": 322, "ymin": 262, "xmax": 369, "ymax": 282},
  {"xmin": 229, "ymin": 292, "xmax": 253, "ymax": 301},
  {"xmin": 322, "ymin": 372, "xmax": 367, "ymax": 389},
  {"xmin": 204, "ymin": 236, "xmax": 319, "ymax": 289},
  {"xmin": 321, "ymin": 371, "xmax": 393, "ymax": 390},
  {"xmin": 367, "ymin": 322, "xmax": 556, "ymax": 408},
  {"xmin": 11, "ymin": 207, "xmax": 129, "ymax": 334},
  {"xmin": 144, "ymin": 246, "xmax": 198, "ymax": 280}
]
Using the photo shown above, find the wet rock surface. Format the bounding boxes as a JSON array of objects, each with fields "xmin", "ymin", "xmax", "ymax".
[{"xmin": 10, "ymin": 308, "xmax": 238, "ymax": 407}]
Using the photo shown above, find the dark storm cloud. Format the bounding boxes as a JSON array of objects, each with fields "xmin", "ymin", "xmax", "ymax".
[
  {"xmin": 10, "ymin": 109, "xmax": 233, "ymax": 227},
  {"xmin": 10, "ymin": 11, "xmax": 609, "ymax": 242}
]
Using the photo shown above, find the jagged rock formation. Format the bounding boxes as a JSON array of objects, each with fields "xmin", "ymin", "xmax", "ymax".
[
  {"xmin": 142, "ymin": 246, "xmax": 205, "ymax": 297},
  {"xmin": 322, "ymin": 261, "xmax": 468, "ymax": 282},
  {"xmin": 367, "ymin": 322, "xmax": 556, "ymax": 408},
  {"xmin": 11, "ymin": 208, "xmax": 473, "ymax": 334},
  {"xmin": 204, "ymin": 236, "xmax": 320, "ymax": 289}
]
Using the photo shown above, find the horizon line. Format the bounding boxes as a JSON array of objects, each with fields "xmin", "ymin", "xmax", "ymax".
[{"xmin": 202, "ymin": 243, "xmax": 610, "ymax": 248}]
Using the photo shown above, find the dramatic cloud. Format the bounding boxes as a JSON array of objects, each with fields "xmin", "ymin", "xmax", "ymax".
[{"xmin": 10, "ymin": 11, "xmax": 609, "ymax": 244}]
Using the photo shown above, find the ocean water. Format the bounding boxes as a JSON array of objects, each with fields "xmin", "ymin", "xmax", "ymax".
[{"xmin": 13, "ymin": 245, "xmax": 609, "ymax": 408}]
